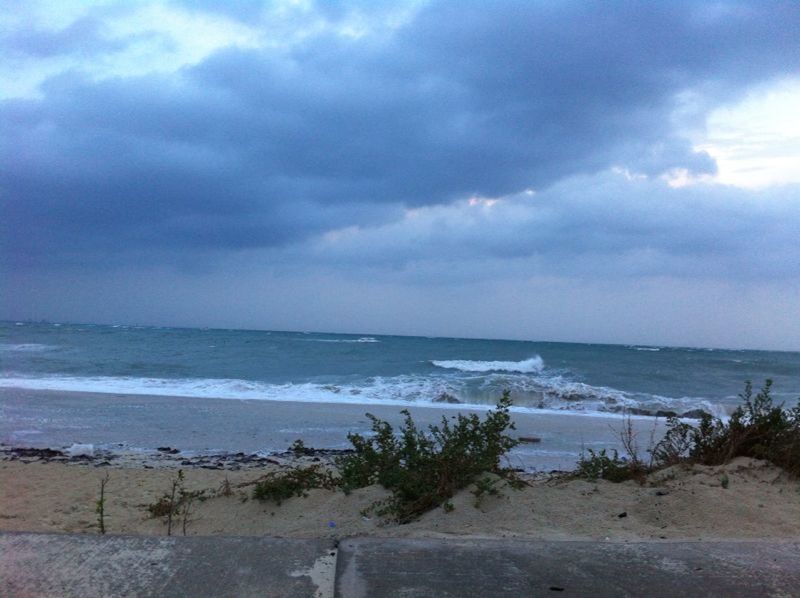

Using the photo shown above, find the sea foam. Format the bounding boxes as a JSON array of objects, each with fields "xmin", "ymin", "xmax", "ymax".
[{"xmin": 0, "ymin": 366, "xmax": 725, "ymax": 419}]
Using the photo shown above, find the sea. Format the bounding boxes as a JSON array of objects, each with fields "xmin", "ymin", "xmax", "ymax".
[{"xmin": 1, "ymin": 321, "xmax": 799, "ymax": 467}]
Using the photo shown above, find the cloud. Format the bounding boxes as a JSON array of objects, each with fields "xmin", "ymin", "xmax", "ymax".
[
  {"xmin": 1, "ymin": 0, "xmax": 799, "ymax": 329},
  {"xmin": 2, "ymin": 16, "xmax": 130, "ymax": 58},
  {"xmin": 301, "ymin": 170, "xmax": 800, "ymax": 282}
]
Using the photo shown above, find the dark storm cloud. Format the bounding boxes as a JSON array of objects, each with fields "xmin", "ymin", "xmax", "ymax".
[
  {"xmin": 1, "ymin": 0, "xmax": 799, "ymax": 268},
  {"xmin": 305, "ymin": 171, "xmax": 800, "ymax": 282}
]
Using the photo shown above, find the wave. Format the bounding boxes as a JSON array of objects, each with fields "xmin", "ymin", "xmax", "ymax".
[
  {"xmin": 0, "ymin": 370, "xmax": 726, "ymax": 419},
  {"xmin": 298, "ymin": 337, "xmax": 380, "ymax": 343},
  {"xmin": 0, "ymin": 373, "xmax": 458, "ymax": 409},
  {"xmin": 0, "ymin": 343, "xmax": 58, "ymax": 352},
  {"xmin": 431, "ymin": 356, "xmax": 544, "ymax": 373},
  {"xmin": 633, "ymin": 346, "xmax": 661, "ymax": 352}
]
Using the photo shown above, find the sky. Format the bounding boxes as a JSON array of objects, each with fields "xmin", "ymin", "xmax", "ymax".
[{"xmin": 1, "ymin": 0, "xmax": 799, "ymax": 350}]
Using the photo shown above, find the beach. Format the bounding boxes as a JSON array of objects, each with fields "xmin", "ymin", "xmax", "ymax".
[
  {"xmin": 2, "ymin": 450, "xmax": 799, "ymax": 542},
  {"xmin": 2, "ymin": 325, "xmax": 799, "ymax": 545}
]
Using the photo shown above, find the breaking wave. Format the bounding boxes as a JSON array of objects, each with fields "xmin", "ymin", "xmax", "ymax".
[
  {"xmin": 0, "ymin": 368, "xmax": 725, "ymax": 419},
  {"xmin": 431, "ymin": 356, "xmax": 545, "ymax": 373}
]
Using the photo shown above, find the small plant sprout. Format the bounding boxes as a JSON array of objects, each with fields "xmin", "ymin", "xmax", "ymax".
[
  {"xmin": 472, "ymin": 476, "xmax": 501, "ymax": 508},
  {"xmin": 147, "ymin": 470, "xmax": 184, "ymax": 536},
  {"xmin": 290, "ymin": 439, "xmax": 314, "ymax": 456},
  {"xmin": 95, "ymin": 472, "xmax": 110, "ymax": 534},
  {"xmin": 218, "ymin": 476, "xmax": 234, "ymax": 497},
  {"xmin": 147, "ymin": 470, "xmax": 209, "ymax": 536}
]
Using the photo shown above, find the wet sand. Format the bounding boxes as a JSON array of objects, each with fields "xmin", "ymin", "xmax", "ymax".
[{"xmin": 0, "ymin": 387, "xmax": 670, "ymax": 472}]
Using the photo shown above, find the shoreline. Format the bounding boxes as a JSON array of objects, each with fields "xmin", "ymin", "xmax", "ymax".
[
  {"xmin": 0, "ymin": 386, "xmax": 674, "ymax": 472},
  {"xmin": 0, "ymin": 383, "xmax": 697, "ymax": 419}
]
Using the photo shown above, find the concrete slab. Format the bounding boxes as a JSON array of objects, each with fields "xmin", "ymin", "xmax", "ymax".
[
  {"xmin": 336, "ymin": 538, "xmax": 800, "ymax": 597},
  {"xmin": 0, "ymin": 532, "xmax": 336, "ymax": 598}
]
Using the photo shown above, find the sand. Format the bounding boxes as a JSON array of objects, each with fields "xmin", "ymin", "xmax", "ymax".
[{"xmin": 2, "ymin": 456, "xmax": 799, "ymax": 541}]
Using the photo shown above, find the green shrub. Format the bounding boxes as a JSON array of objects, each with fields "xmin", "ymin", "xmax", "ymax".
[
  {"xmin": 575, "ymin": 449, "xmax": 641, "ymax": 483},
  {"xmin": 252, "ymin": 465, "xmax": 337, "ymax": 504},
  {"xmin": 289, "ymin": 439, "xmax": 314, "ymax": 456},
  {"xmin": 336, "ymin": 391, "xmax": 521, "ymax": 522},
  {"xmin": 653, "ymin": 380, "xmax": 800, "ymax": 476},
  {"xmin": 472, "ymin": 476, "xmax": 502, "ymax": 508}
]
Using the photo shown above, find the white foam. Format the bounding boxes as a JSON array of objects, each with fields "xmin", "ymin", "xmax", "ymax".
[
  {"xmin": 298, "ymin": 337, "xmax": 380, "ymax": 343},
  {"xmin": 0, "ymin": 371, "xmax": 726, "ymax": 420},
  {"xmin": 10, "ymin": 429, "xmax": 43, "ymax": 439},
  {"xmin": 0, "ymin": 373, "xmax": 458, "ymax": 409},
  {"xmin": 431, "ymin": 356, "xmax": 544, "ymax": 373},
  {"xmin": 66, "ymin": 443, "xmax": 95, "ymax": 457}
]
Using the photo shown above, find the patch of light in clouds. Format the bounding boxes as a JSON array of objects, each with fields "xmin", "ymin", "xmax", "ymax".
[
  {"xmin": 103, "ymin": 4, "xmax": 262, "ymax": 73},
  {"xmin": 693, "ymin": 78, "xmax": 800, "ymax": 188}
]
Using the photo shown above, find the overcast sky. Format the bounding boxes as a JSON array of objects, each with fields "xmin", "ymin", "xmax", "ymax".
[{"xmin": 2, "ymin": 0, "xmax": 799, "ymax": 350}]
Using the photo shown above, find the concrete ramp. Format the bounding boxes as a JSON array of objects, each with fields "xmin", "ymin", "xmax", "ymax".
[
  {"xmin": 335, "ymin": 538, "xmax": 800, "ymax": 597},
  {"xmin": 0, "ymin": 533, "xmax": 336, "ymax": 597}
]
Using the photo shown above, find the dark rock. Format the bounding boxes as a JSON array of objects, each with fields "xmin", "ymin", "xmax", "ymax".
[
  {"xmin": 623, "ymin": 407, "xmax": 653, "ymax": 416},
  {"xmin": 518, "ymin": 436, "xmax": 542, "ymax": 444},
  {"xmin": 11, "ymin": 448, "xmax": 65, "ymax": 459},
  {"xmin": 680, "ymin": 409, "xmax": 710, "ymax": 419},
  {"xmin": 433, "ymin": 392, "xmax": 461, "ymax": 404},
  {"xmin": 157, "ymin": 447, "xmax": 180, "ymax": 454},
  {"xmin": 655, "ymin": 410, "xmax": 678, "ymax": 418},
  {"xmin": 560, "ymin": 393, "xmax": 585, "ymax": 402},
  {"xmin": 618, "ymin": 512, "xmax": 628, "ymax": 518}
]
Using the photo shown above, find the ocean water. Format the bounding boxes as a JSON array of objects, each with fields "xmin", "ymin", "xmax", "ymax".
[
  {"xmin": 2, "ymin": 321, "xmax": 798, "ymax": 468},
  {"xmin": 2, "ymin": 321, "xmax": 799, "ymax": 417}
]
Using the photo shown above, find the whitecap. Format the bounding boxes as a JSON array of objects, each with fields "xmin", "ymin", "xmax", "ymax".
[
  {"xmin": 297, "ymin": 337, "xmax": 380, "ymax": 343},
  {"xmin": 0, "ymin": 343, "xmax": 58, "ymax": 352},
  {"xmin": 431, "ymin": 356, "xmax": 544, "ymax": 373}
]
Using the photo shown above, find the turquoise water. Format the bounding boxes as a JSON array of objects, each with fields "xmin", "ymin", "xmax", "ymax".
[{"xmin": 2, "ymin": 321, "xmax": 798, "ymax": 417}]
